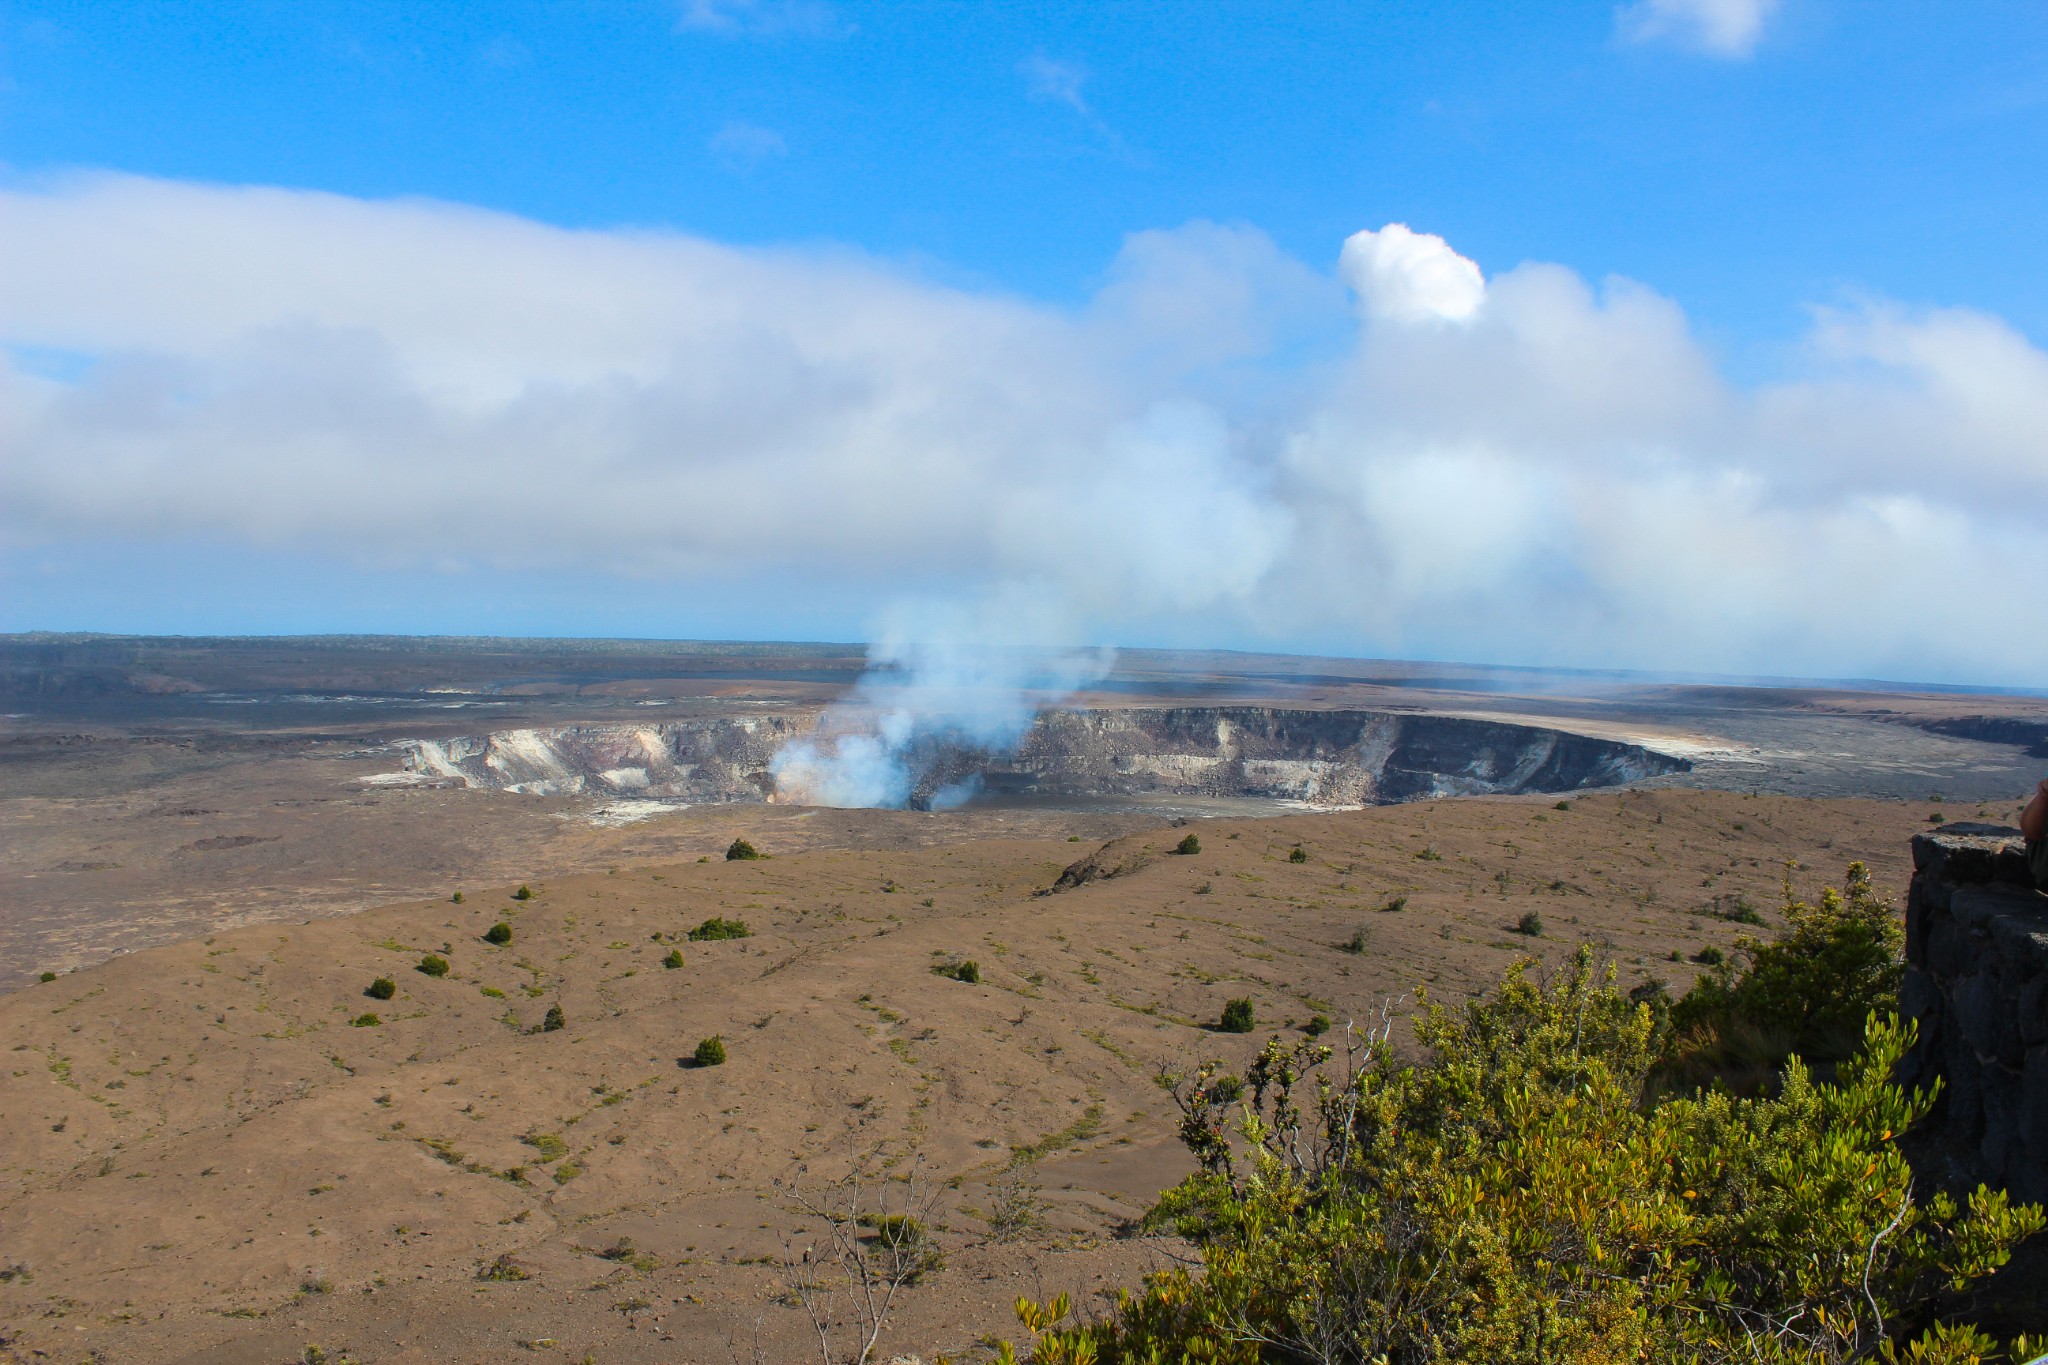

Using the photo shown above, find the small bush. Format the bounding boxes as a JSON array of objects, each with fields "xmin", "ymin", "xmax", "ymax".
[
  {"xmin": 1338, "ymin": 929, "xmax": 1368, "ymax": 955},
  {"xmin": 542, "ymin": 1003, "xmax": 565, "ymax": 1032},
  {"xmin": 350, "ymin": 1013, "xmax": 381, "ymax": 1028},
  {"xmin": 687, "ymin": 916, "xmax": 751, "ymax": 941},
  {"xmin": 1288, "ymin": 846, "xmax": 1308, "ymax": 864},
  {"xmin": 932, "ymin": 959, "xmax": 980, "ymax": 984},
  {"xmin": 1722, "ymin": 895, "xmax": 1767, "ymax": 926},
  {"xmin": 1304, "ymin": 1014, "xmax": 1331, "ymax": 1037},
  {"xmin": 693, "ymin": 1035, "xmax": 726, "ymax": 1067},
  {"xmin": 1218, "ymin": 997, "xmax": 1256, "ymax": 1033},
  {"xmin": 512, "ymin": 884, "xmax": 532, "ymax": 901},
  {"xmin": 521, "ymin": 1132, "xmax": 568, "ymax": 1162},
  {"xmin": 1415, "ymin": 845, "xmax": 1442, "ymax": 861},
  {"xmin": 477, "ymin": 1253, "xmax": 529, "ymax": 1282},
  {"xmin": 662, "ymin": 948, "xmax": 684, "ymax": 969},
  {"xmin": 1380, "ymin": 895, "xmax": 1408, "ymax": 913},
  {"xmin": 417, "ymin": 954, "xmax": 450, "ymax": 978},
  {"xmin": 366, "ymin": 976, "xmax": 396, "ymax": 1000},
  {"xmin": 1515, "ymin": 911, "xmax": 1544, "ymax": 937},
  {"xmin": 725, "ymin": 837, "xmax": 762, "ymax": 861},
  {"xmin": 483, "ymin": 922, "xmax": 512, "ymax": 945},
  {"xmin": 1554, "ymin": 799, "xmax": 1572, "ymax": 810},
  {"xmin": 38, "ymin": 971, "xmax": 56, "ymax": 983},
  {"xmin": 1175, "ymin": 833, "xmax": 1201, "ymax": 855},
  {"xmin": 1695, "ymin": 944, "xmax": 1726, "ymax": 966},
  {"xmin": 450, "ymin": 891, "xmax": 464, "ymax": 904}
]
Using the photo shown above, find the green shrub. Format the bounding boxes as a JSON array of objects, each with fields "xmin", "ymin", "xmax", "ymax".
[
  {"xmin": 483, "ymin": 922, "xmax": 512, "ymax": 945},
  {"xmin": 38, "ymin": 971, "xmax": 56, "ymax": 983},
  {"xmin": 1515, "ymin": 910, "xmax": 1544, "ymax": 937},
  {"xmin": 1380, "ymin": 894, "xmax": 1408, "ymax": 913},
  {"xmin": 662, "ymin": 948, "xmax": 685, "ymax": 969},
  {"xmin": 366, "ymin": 976, "xmax": 396, "ymax": 1000},
  {"xmin": 1668, "ymin": 862, "xmax": 1903, "ymax": 1090},
  {"xmin": 1218, "ymin": 997, "xmax": 1255, "ymax": 1033},
  {"xmin": 1001, "ymin": 947, "xmax": 2044, "ymax": 1365},
  {"xmin": 1288, "ymin": 846, "xmax": 1308, "ymax": 863},
  {"xmin": 1695, "ymin": 944, "xmax": 1726, "ymax": 967},
  {"xmin": 857, "ymin": 1213, "xmax": 945, "ymax": 1282},
  {"xmin": 693, "ymin": 1036, "xmax": 726, "ymax": 1067},
  {"xmin": 476, "ymin": 1253, "xmax": 528, "ymax": 1282},
  {"xmin": 687, "ymin": 916, "xmax": 751, "ymax": 941},
  {"xmin": 1338, "ymin": 929, "xmax": 1368, "ymax": 955},
  {"xmin": 521, "ymin": 1132, "xmax": 568, "ymax": 1162},
  {"xmin": 542, "ymin": 1003, "xmax": 565, "ymax": 1032},
  {"xmin": 1175, "ymin": 833, "xmax": 1201, "ymax": 856},
  {"xmin": 1554, "ymin": 798, "xmax": 1572, "ymax": 810},
  {"xmin": 1303, "ymin": 1014, "xmax": 1331, "ymax": 1037},
  {"xmin": 350, "ymin": 1013, "xmax": 381, "ymax": 1028},
  {"xmin": 725, "ymin": 837, "xmax": 762, "ymax": 861},
  {"xmin": 417, "ymin": 954, "xmax": 449, "ymax": 978},
  {"xmin": 450, "ymin": 891, "xmax": 464, "ymax": 903},
  {"xmin": 512, "ymin": 884, "xmax": 532, "ymax": 900},
  {"xmin": 1721, "ymin": 893, "xmax": 1766, "ymax": 925},
  {"xmin": 932, "ymin": 958, "xmax": 980, "ymax": 984}
]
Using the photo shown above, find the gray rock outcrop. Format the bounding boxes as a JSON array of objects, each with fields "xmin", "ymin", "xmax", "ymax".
[{"xmin": 1899, "ymin": 823, "xmax": 2048, "ymax": 1202}]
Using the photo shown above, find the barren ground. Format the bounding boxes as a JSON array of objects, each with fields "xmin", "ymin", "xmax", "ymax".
[{"xmin": 1, "ymin": 790, "xmax": 1944, "ymax": 1364}]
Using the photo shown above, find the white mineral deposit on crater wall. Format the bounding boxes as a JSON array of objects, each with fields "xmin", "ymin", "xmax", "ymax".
[{"xmin": 381, "ymin": 707, "xmax": 1688, "ymax": 811}]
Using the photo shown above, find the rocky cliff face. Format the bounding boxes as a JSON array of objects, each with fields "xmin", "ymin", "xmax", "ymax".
[
  {"xmin": 393, "ymin": 706, "xmax": 1687, "ymax": 809},
  {"xmin": 1899, "ymin": 824, "xmax": 2048, "ymax": 1203}
]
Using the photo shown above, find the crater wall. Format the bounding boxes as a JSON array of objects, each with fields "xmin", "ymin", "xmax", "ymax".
[{"xmin": 392, "ymin": 706, "xmax": 1688, "ymax": 808}]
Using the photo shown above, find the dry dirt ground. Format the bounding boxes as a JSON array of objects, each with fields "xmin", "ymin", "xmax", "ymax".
[{"xmin": 0, "ymin": 790, "xmax": 1946, "ymax": 1365}]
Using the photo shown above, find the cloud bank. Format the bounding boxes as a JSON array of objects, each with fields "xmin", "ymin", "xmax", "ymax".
[{"xmin": 3, "ymin": 172, "xmax": 2046, "ymax": 685}]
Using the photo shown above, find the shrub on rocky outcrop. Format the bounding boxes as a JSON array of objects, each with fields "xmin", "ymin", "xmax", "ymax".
[
  {"xmin": 725, "ymin": 837, "xmax": 762, "ymax": 861},
  {"xmin": 1000, "ymin": 948, "xmax": 2045, "ymax": 1365},
  {"xmin": 1218, "ymin": 997, "xmax": 1255, "ymax": 1033},
  {"xmin": 417, "ymin": 955, "xmax": 449, "ymax": 978}
]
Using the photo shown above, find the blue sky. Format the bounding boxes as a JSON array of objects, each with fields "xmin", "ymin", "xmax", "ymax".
[
  {"xmin": 10, "ymin": 1, "xmax": 2045, "ymax": 344},
  {"xmin": 4, "ymin": 1, "xmax": 2047, "ymax": 683}
]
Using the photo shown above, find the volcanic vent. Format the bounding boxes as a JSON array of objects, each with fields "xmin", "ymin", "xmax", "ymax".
[{"xmin": 388, "ymin": 707, "xmax": 1687, "ymax": 809}]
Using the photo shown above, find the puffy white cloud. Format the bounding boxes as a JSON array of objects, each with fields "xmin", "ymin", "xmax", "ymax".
[
  {"xmin": 1617, "ymin": 0, "xmax": 1780, "ymax": 58},
  {"xmin": 1338, "ymin": 224, "xmax": 1486, "ymax": 325},
  {"xmin": 4, "ymin": 172, "xmax": 2046, "ymax": 685}
]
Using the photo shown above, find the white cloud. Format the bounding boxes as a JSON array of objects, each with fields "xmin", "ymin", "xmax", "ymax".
[
  {"xmin": 1019, "ymin": 54, "xmax": 1091, "ymax": 115},
  {"xmin": 3, "ymin": 173, "xmax": 2046, "ymax": 685},
  {"xmin": 1338, "ymin": 224, "xmax": 1486, "ymax": 325},
  {"xmin": 709, "ymin": 121, "xmax": 788, "ymax": 170},
  {"xmin": 1617, "ymin": 0, "xmax": 1780, "ymax": 58},
  {"xmin": 676, "ymin": 0, "xmax": 845, "ymax": 39}
]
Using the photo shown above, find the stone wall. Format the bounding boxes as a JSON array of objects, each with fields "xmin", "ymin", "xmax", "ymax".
[{"xmin": 1899, "ymin": 823, "xmax": 2048, "ymax": 1202}]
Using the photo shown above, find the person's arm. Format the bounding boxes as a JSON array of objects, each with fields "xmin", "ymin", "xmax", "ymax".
[{"xmin": 2024, "ymin": 778, "xmax": 2048, "ymax": 843}]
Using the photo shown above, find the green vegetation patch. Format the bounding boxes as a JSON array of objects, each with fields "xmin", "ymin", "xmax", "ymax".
[{"xmin": 687, "ymin": 916, "xmax": 751, "ymax": 941}]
